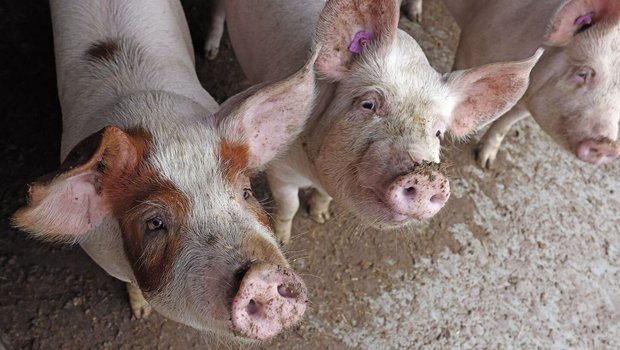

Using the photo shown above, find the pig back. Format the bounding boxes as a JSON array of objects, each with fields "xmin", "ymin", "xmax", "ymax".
[
  {"xmin": 226, "ymin": 0, "xmax": 324, "ymax": 83},
  {"xmin": 444, "ymin": 0, "xmax": 565, "ymax": 68}
]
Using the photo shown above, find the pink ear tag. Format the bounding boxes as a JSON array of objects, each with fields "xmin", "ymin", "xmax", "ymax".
[
  {"xmin": 575, "ymin": 12, "xmax": 595, "ymax": 26},
  {"xmin": 348, "ymin": 31, "xmax": 373, "ymax": 54}
]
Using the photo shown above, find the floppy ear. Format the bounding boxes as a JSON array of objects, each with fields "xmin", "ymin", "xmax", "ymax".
[
  {"xmin": 545, "ymin": 0, "xmax": 620, "ymax": 46},
  {"xmin": 12, "ymin": 126, "xmax": 139, "ymax": 242},
  {"xmin": 446, "ymin": 49, "xmax": 543, "ymax": 138},
  {"xmin": 314, "ymin": 0, "xmax": 399, "ymax": 80},
  {"xmin": 215, "ymin": 48, "xmax": 319, "ymax": 170}
]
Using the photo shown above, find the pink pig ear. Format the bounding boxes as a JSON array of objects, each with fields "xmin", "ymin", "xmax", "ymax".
[
  {"xmin": 12, "ymin": 126, "xmax": 139, "ymax": 242},
  {"xmin": 215, "ymin": 48, "xmax": 319, "ymax": 170},
  {"xmin": 546, "ymin": 0, "xmax": 620, "ymax": 46},
  {"xmin": 313, "ymin": 0, "xmax": 399, "ymax": 80},
  {"xmin": 446, "ymin": 49, "xmax": 543, "ymax": 138}
]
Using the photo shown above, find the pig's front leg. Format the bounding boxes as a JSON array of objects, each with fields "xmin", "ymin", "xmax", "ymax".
[
  {"xmin": 307, "ymin": 189, "xmax": 332, "ymax": 224},
  {"xmin": 401, "ymin": 0, "xmax": 423, "ymax": 22},
  {"xmin": 476, "ymin": 106, "xmax": 529, "ymax": 169},
  {"xmin": 268, "ymin": 172, "xmax": 301, "ymax": 246},
  {"xmin": 127, "ymin": 283, "xmax": 152, "ymax": 319},
  {"xmin": 204, "ymin": 0, "xmax": 225, "ymax": 60}
]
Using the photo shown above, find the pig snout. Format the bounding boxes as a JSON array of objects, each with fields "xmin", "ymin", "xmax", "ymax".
[
  {"xmin": 384, "ymin": 167, "xmax": 450, "ymax": 220},
  {"xmin": 231, "ymin": 263, "xmax": 308, "ymax": 341},
  {"xmin": 575, "ymin": 138, "xmax": 620, "ymax": 165}
]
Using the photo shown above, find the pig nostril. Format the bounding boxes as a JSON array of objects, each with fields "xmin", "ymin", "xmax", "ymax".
[
  {"xmin": 404, "ymin": 187, "xmax": 416, "ymax": 197},
  {"xmin": 247, "ymin": 299, "xmax": 259, "ymax": 315},
  {"xmin": 277, "ymin": 284, "xmax": 297, "ymax": 298}
]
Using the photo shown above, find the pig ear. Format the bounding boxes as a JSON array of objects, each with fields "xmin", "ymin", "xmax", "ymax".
[
  {"xmin": 215, "ymin": 48, "xmax": 319, "ymax": 170},
  {"xmin": 12, "ymin": 126, "xmax": 139, "ymax": 242},
  {"xmin": 314, "ymin": 0, "xmax": 399, "ymax": 80},
  {"xmin": 446, "ymin": 49, "xmax": 543, "ymax": 138},
  {"xmin": 546, "ymin": 0, "xmax": 620, "ymax": 46}
]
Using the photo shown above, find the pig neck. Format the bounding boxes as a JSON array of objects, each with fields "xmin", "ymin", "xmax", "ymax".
[
  {"xmin": 50, "ymin": 0, "xmax": 218, "ymax": 157},
  {"xmin": 444, "ymin": 0, "xmax": 566, "ymax": 66}
]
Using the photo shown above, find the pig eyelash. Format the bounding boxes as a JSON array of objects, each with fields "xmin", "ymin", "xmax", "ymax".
[
  {"xmin": 361, "ymin": 100, "xmax": 376, "ymax": 111},
  {"xmin": 242, "ymin": 188, "xmax": 254, "ymax": 200},
  {"xmin": 575, "ymin": 67, "xmax": 595, "ymax": 84},
  {"xmin": 146, "ymin": 215, "xmax": 167, "ymax": 233}
]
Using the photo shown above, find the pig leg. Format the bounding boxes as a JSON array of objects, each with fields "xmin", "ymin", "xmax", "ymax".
[
  {"xmin": 268, "ymin": 174, "xmax": 300, "ymax": 246},
  {"xmin": 476, "ymin": 106, "xmax": 529, "ymax": 169},
  {"xmin": 204, "ymin": 0, "xmax": 225, "ymax": 60},
  {"xmin": 127, "ymin": 283, "xmax": 152, "ymax": 319},
  {"xmin": 401, "ymin": 0, "xmax": 423, "ymax": 22},
  {"xmin": 307, "ymin": 188, "xmax": 332, "ymax": 224}
]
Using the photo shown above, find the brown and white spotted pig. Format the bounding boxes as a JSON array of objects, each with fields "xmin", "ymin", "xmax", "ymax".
[
  {"xmin": 223, "ymin": 0, "xmax": 542, "ymax": 244},
  {"xmin": 10, "ymin": 0, "xmax": 325, "ymax": 342},
  {"xmin": 441, "ymin": 0, "xmax": 620, "ymax": 167}
]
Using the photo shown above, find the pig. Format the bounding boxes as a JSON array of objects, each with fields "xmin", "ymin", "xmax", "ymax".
[
  {"xmin": 442, "ymin": 0, "xmax": 620, "ymax": 167},
  {"xmin": 223, "ymin": 0, "xmax": 542, "ymax": 244},
  {"xmin": 204, "ymin": 0, "xmax": 423, "ymax": 61},
  {"xmin": 10, "ymin": 0, "xmax": 325, "ymax": 341}
]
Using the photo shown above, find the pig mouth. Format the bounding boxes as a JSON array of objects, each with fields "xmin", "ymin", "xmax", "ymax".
[{"xmin": 355, "ymin": 188, "xmax": 420, "ymax": 227}]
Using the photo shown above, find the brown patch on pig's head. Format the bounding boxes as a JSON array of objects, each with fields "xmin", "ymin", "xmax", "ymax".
[
  {"xmin": 219, "ymin": 140, "xmax": 271, "ymax": 229},
  {"xmin": 104, "ymin": 130, "xmax": 190, "ymax": 293}
]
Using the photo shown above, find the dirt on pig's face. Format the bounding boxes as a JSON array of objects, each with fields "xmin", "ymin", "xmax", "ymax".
[{"xmin": 311, "ymin": 32, "xmax": 455, "ymax": 228}]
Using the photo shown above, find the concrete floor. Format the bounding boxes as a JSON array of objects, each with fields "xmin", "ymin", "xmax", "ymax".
[{"xmin": 1, "ymin": 0, "xmax": 619, "ymax": 349}]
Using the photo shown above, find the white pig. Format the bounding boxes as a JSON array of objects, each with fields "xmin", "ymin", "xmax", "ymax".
[
  {"xmin": 443, "ymin": 0, "xmax": 620, "ymax": 167},
  {"xmin": 224, "ymin": 0, "xmax": 542, "ymax": 244},
  {"xmin": 11, "ymin": 0, "xmax": 325, "ymax": 341},
  {"xmin": 204, "ymin": 0, "xmax": 422, "ymax": 61}
]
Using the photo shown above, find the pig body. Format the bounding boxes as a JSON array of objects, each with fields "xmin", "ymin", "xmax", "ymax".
[
  {"xmin": 443, "ymin": 0, "xmax": 620, "ymax": 167},
  {"xmin": 12, "ymin": 0, "xmax": 324, "ymax": 341},
  {"xmin": 225, "ymin": 0, "xmax": 541, "ymax": 244}
]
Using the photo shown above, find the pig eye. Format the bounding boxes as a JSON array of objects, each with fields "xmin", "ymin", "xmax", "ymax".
[
  {"xmin": 361, "ymin": 101, "xmax": 376, "ymax": 111},
  {"xmin": 575, "ymin": 67, "xmax": 595, "ymax": 84},
  {"xmin": 433, "ymin": 121, "xmax": 446, "ymax": 140},
  {"xmin": 146, "ymin": 216, "xmax": 166, "ymax": 232},
  {"xmin": 242, "ymin": 188, "xmax": 254, "ymax": 200}
]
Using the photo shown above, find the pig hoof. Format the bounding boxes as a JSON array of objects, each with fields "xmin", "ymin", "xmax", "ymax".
[
  {"xmin": 205, "ymin": 45, "xmax": 220, "ymax": 60},
  {"xmin": 307, "ymin": 190, "xmax": 332, "ymax": 224},
  {"xmin": 402, "ymin": 0, "xmax": 423, "ymax": 22},
  {"xmin": 475, "ymin": 145, "xmax": 498, "ymax": 170},
  {"xmin": 309, "ymin": 207, "xmax": 331, "ymax": 224},
  {"xmin": 274, "ymin": 220, "xmax": 293, "ymax": 246},
  {"xmin": 130, "ymin": 300, "xmax": 152, "ymax": 319},
  {"xmin": 127, "ymin": 283, "xmax": 152, "ymax": 319}
]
